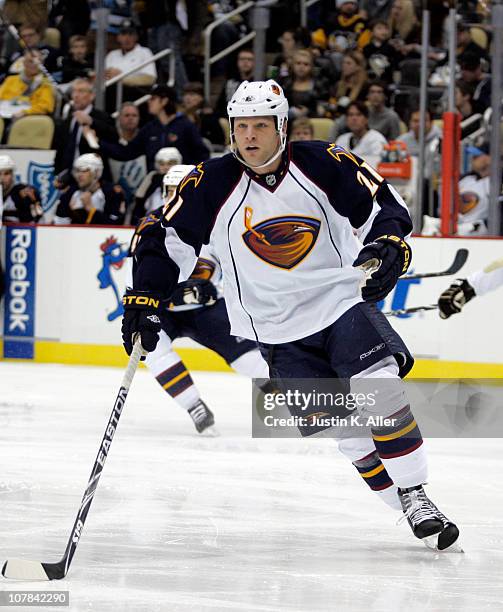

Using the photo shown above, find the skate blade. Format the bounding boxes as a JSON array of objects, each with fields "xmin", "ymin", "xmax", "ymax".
[
  {"xmin": 199, "ymin": 425, "xmax": 220, "ymax": 437},
  {"xmin": 422, "ymin": 535, "xmax": 464, "ymax": 553}
]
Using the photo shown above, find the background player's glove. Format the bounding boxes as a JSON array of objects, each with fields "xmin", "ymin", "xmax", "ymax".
[
  {"xmin": 121, "ymin": 290, "xmax": 166, "ymax": 356},
  {"xmin": 169, "ymin": 279, "xmax": 217, "ymax": 308},
  {"xmin": 438, "ymin": 278, "xmax": 476, "ymax": 319},
  {"xmin": 353, "ymin": 235, "xmax": 411, "ymax": 302}
]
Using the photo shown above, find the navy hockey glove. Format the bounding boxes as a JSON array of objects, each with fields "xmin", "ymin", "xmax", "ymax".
[
  {"xmin": 121, "ymin": 290, "xmax": 166, "ymax": 357},
  {"xmin": 169, "ymin": 279, "xmax": 217, "ymax": 308},
  {"xmin": 353, "ymin": 235, "xmax": 411, "ymax": 302},
  {"xmin": 438, "ymin": 278, "xmax": 476, "ymax": 319}
]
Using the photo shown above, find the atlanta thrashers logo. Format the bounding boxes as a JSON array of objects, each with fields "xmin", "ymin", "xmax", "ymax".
[
  {"xmin": 242, "ymin": 207, "xmax": 321, "ymax": 270},
  {"xmin": 459, "ymin": 191, "xmax": 480, "ymax": 214}
]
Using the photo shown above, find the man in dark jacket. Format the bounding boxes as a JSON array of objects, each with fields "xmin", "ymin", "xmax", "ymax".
[
  {"xmin": 93, "ymin": 85, "xmax": 210, "ymax": 170},
  {"xmin": 52, "ymin": 78, "xmax": 119, "ymax": 180}
]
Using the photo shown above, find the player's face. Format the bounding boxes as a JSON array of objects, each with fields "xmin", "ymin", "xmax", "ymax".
[
  {"xmin": 0, "ymin": 169, "xmax": 13, "ymax": 191},
  {"xmin": 233, "ymin": 116, "xmax": 280, "ymax": 167},
  {"xmin": 75, "ymin": 168, "xmax": 93, "ymax": 189}
]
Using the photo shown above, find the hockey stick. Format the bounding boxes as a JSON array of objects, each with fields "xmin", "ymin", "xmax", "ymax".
[
  {"xmin": 400, "ymin": 248, "xmax": 468, "ymax": 281},
  {"xmin": 2, "ymin": 339, "xmax": 145, "ymax": 581},
  {"xmin": 384, "ymin": 304, "xmax": 438, "ymax": 317}
]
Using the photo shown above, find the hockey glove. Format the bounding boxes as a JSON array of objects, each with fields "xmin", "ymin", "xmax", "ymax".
[
  {"xmin": 353, "ymin": 235, "xmax": 411, "ymax": 302},
  {"xmin": 169, "ymin": 279, "xmax": 217, "ymax": 308},
  {"xmin": 121, "ymin": 290, "xmax": 166, "ymax": 356},
  {"xmin": 438, "ymin": 279, "xmax": 476, "ymax": 319}
]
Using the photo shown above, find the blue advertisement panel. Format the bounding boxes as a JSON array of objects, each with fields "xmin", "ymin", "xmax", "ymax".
[{"xmin": 3, "ymin": 226, "xmax": 37, "ymax": 359}]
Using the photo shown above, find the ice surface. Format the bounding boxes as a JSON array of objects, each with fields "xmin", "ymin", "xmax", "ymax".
[{"xmin": 0, "ymin": 362, "xmax": 502, "ymax": 611}]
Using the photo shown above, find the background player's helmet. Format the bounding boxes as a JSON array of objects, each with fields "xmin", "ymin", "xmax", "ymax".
[
  {"xmin": 162, "ymin": 164, "xmax": 195, "ymax": 199},
  {"xmin": 0, "ymin": 154, "xmax": 16, "ymax": 171},
  {"xmin": 73, "ymin": 153, "xmax": 104, "ymax": 180},
  {"xmin": 155, "ymin": 147, "xmax": 182, "ymax": 171},
  {"xmin": 227, "ymin": 79, "xmax": 289, "ymax": 169}
]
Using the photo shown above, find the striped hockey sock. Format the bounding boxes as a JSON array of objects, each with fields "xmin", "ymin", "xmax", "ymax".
[{"xmin": 155, "ymin": 360, "xmax": 200, "ymax": 411}]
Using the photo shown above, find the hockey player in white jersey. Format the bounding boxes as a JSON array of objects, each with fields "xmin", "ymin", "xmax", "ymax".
[
  {"xmin": 128, "ymin": 164, "xmax": 269, "ymax": 434},
  {"xmin": 122, "ymin": 80, "xmax": 460, "ymax": 551},
  {"xmin": 438, "ymin": 258, "xmax": 503, "ymax": 318}
]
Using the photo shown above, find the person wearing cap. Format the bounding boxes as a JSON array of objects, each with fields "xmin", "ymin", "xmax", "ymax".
[
  {"xmin": 182, "ymin": 82, "xmax": 225, "ymax": 148},
  {"xmin": 120, "ymin": 79, "xmax": 461, "ymax": 553},
  {"xmin": 88, "ymin": 84, "xmax": 210, "ymax": 171}
]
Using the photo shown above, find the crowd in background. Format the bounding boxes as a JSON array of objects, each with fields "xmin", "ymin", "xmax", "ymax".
[{"xmin": 0, "ymin": 0, "xmax": 498, "ymax": 234}]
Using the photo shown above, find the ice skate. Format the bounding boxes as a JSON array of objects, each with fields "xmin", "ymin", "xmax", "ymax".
[
  {"xmin": 398, "ymin": 485, "xmax": 462, "ymax": 552},
  {"xmin": 188, "ymin": 401, "xmax": 218, "ymax": 436}
]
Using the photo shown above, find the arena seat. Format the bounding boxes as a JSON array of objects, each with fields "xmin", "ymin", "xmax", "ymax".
[
  {"xmin": 7, "ymin": 115, "xmax": 55, "ymax": 149},
  {"xmin": 310, "ymin": 118, "xmax": 334, "ymax": 141}
]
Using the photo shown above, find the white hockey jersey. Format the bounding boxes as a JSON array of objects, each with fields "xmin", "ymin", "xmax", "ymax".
[
  {"xmin": 132, "ymin": 141, "xmax": 412, "ymax": 343},
  {"xmin": 469, "ymin": 258, "xmax": 503, "ymax": 296}
]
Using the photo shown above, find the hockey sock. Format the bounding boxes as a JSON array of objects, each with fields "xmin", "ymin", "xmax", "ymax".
[
  {"xmin": 152, "ymin": 359, "xmax": 200, "ymax": 411},
  {"xmin": 352, "ymin": 450, "xmax": 401, "ymax": 511},
  {"xmin": 371, "ymin": 405, "xmax": 428, "ymax": 488}
]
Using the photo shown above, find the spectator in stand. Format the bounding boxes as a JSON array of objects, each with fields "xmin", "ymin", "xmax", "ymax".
[
  {"xmin": 366, "ymin": 80, "xmax": 401, "ymax": 140},
  {"xmin": 363, "ymin": 20, "xmax": 398, "ymax": 84},
  {"xmin": 131, "ymin": 147, "xmax": 182, "ymax": 224},
  {"xmin": 456, "ymin": 23, "xmax": 488, "ymax": 65},
  {"xmin": 0, "ymin": 154, "xmax": 43, "ymax": 223},
  {"xmin": 7, "ymin": 23, "xmax": 61, "ymax": 75},
  {"xmin": 136, "ymin": 0, "xmax": 189, "ymax": 95},
  {"xmin": 215, "ymin": 48, "xmax": 255, "ymax": 117},
  {"xmin": 0, "ymin": 1, "xmax": 47, "ymax": 72},
  {"xmin": 335, "ymin": 101, "xmax": 387, "ymax": 165},
  {"xmin": 459, "ymin": 53, "xmax": 491, "ymax": 115},
  {"xmin": 60, "ymin": 35, "xmax": 94, "ymax": 83},
  {"xmin": 271, "ymin": 27, "xmax": 312, "ymax": 81},
  {"xmin": 48, "ymin": 0, "xmax": 91, "ymax": 53},
  {"xmin": 456, "ymin": 80, "xmax": 476, "ymax": 121},
  {"xmin": 181, "ymin": 81, "xmax": 225, "ymax": 148},
  {"xmin": 52, "ymin": 77, "xmax": 118, "ymax": 178},
  {"xmin": 314, "ymin": 0, "xmax": 369, "ymax": 73},
  {"xmin": 117, "ymin": 102, "xmax": 140, "ymax": 144},
  {"xmin": 289, "ymin": 117, "xmax": 314, "ymax": 141},
  {"xmin": 207, "ymin": 0, "xmax": 249, "ymax": 78},
  {"xmin": 53, "ymin": 153, "xmax": 125, "ymax": 225},
  {"xmin": 92, "ymin": 84, "xmax": 210, "ymax": 170},
  {"xmin": 281, "ymin": 49, "xmax": 329, "ymax": 119},
  {"xmin": 397, "ymin": 108, "xmax": 441, "ymax": 158},
  {"xmin": 0, "ymin": 49, "xmax": 55, "ymax": 120},
  {"xmin": 87, "ymin": 0, "xmax": 134, "ymax": 52},
  {"xmin": 387, "ymin": 0, "xmax": 433, "ymax": 62},
  {"xmin": 327, "ymin": 50, "xmax": 367, "ymax": 117},
  {"xmin": 105, "ymin": 20, "xmax": 157, "ymax": 113}
]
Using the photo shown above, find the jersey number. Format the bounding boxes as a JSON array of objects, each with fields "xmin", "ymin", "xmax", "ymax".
[{"xmin": 356, "ymin": 161, "xmax": 383, "ymax": 197}]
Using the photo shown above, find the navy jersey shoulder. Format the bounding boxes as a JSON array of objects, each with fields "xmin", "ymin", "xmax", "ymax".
[{"xmin": 289, "ymin": 140, "xmax": 412, "ymax": 240}]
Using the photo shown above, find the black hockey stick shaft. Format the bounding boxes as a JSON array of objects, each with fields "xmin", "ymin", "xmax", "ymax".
[
  {"xmin": 55, "ymin": 340, "xmax": 144, "ymax": 578},
  {"xmin": 384, "ymin": 304, "xmax": 438, "ymax": 316},
  {"xmin": 400, "ymin": 248, "xmax": 468, "ymax": 281},
  {"xmin": 1, "ymin": 340, "xmax": 145, "ymax": 581}
]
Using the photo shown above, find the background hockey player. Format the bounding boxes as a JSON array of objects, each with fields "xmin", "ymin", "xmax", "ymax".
[
  {"xmin": 54, "ymin": 153, "xmax": 125, "ymax": 225},
  {"xmin": 0, "ymin": 154, "xmax": 43, "ymax": 224},
  {"xmin": 121, "ymin": 79, "xmax": 460, "ymax": 551},
  {"xmin": 128, "ymin": 164, "xmax": 269, "ymax": 434},
  {"xmin": 438, "ymin": 258, "xmax": 503, "ymax": 318},
  {"xmin": 130, "ymin": 147, "xmax": 182, "ymax": 224}
]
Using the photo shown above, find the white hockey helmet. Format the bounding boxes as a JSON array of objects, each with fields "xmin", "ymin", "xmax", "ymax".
[
  {"xmin": 162, "ymin": 164, "xmax": 195, "ymax": 199},
  {"xmin": 0, "ymin": 154, "xmax": 15, "ymax": 172},
  {"xmin": 227, "ymin": 79, "xmax": 289, "ymax": 169},
  {"xmin": 155, "ymin": 147, "xmax": 182, "ymax": 170},
  {"xmin": 73, "ymin": 153, "xmax": 104, "ymax": 179}
]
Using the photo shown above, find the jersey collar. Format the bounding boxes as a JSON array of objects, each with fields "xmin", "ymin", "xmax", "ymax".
[{"xmin": 244, "ymin": 148, "xmax": 289, "ymax": 192}]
